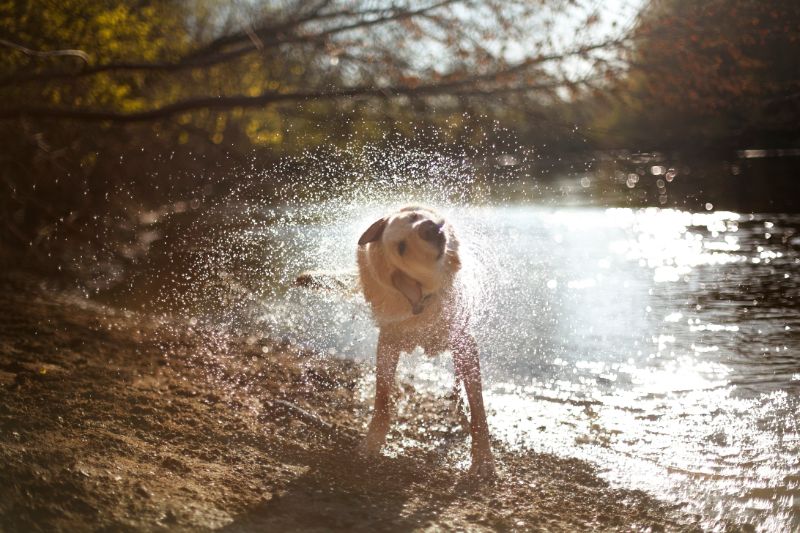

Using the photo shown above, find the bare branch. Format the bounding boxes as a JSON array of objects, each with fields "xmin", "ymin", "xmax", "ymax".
[
  {"xmin": 0, "ymin": 0, "xmax": 461, "ymax": 88},
  {"xmin": 0, "ymin": 38, "xmax": 89, "ymax": 63},
  {"xmin": 0, "ymin": 73, "xmax": 596, "ymax": 123}
]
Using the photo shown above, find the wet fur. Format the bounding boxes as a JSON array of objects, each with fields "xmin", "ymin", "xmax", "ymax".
[
  {"xmin": 357, "ymin": 207, "xmax": 461, "ymax": 338},
  {"xmin": 355, "ymin": 206, "xmax": 495, "ymax": 477}
]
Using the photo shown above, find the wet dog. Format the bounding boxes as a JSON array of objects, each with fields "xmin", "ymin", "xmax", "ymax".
[
  {"xmin": 298, "ymin": 206, "xmax": 494, "ymax": 477},
  {"xmin": 356, "ymin": 206, "xmax": 495, "ymax": 476}
]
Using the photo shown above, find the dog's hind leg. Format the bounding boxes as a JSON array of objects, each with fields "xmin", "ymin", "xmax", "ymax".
[
  {"xmin": 452, "ymin": 333, "xmax": 496, "ymax": 479},
  {"xmin": 361, "ymin": 331, "xmax": 401, "ymax": 456}
]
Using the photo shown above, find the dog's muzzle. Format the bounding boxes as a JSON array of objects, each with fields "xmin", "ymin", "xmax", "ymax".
[{"xmin": 418, "ymin": 220, "xmax": 446, "ymax": 250}]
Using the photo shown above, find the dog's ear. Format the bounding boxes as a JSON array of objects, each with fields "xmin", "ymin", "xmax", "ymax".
[
  {"xmin": 391, "ymin": 270, "xmax": 424, "ymax": 314},
  {"xmin": 358, "ymin": 217, "xmax": 388, "ymax": 246},
  {"xmin": 446, "ymin": 249, "xmax": 461, "ymax": 273}
]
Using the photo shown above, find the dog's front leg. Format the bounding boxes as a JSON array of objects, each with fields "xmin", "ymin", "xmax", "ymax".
[
  {"xmin": 452, "ymin": 334, "xmax": 495, "ymax": 478},
  {"xmin": 362, "ymin": 331, "xmax": 400, "ymax": 456}
]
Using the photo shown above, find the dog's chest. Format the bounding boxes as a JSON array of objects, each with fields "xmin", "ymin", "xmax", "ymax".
[{"xmin": 375, "ymin": 289, "xmax": 470, "ymax": 354}]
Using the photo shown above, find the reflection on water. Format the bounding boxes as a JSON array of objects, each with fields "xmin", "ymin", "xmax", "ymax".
[
  {"xmin": 468, "ymin": 208, "xmax": 799, "ymax": 532},
  {"xmin": 229, "ymin": 204, "xmax": 799, "ymax": 530}
]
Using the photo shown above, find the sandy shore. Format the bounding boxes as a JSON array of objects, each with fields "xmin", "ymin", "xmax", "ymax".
[{"xmin": 0, "ymin": 271, "xmax": 703, "ymax": 531}]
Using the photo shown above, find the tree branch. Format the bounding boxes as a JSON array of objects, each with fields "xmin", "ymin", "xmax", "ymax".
[
  {"xmin": 0, "ymin": 0, "xmax": 461, "ymax": 88},
  {"xmin": 0, "ymin": 38, "xmax": 89, "ymax": 63},
  {"xmin": 384, "ymin": 37, "xmax": 626, "ymax": 90},
  {"xmin": 0, "ymin": 76, "xmax": 583, "ymax": 123}
]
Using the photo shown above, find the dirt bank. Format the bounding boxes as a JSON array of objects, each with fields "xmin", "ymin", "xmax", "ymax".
[{"xmin": 0, "ymin": 272, "xmax": 702, "ymax": 532}]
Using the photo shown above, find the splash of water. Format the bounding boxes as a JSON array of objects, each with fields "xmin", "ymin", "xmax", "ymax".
[{"xmin": 130, "ymin": 137, "xmax": 800, "ymax": 531}]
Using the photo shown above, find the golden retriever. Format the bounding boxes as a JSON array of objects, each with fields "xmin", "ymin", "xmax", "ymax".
[{"xmin": 298, "ymin": 205, "xmax": 495, "ymax": 477}]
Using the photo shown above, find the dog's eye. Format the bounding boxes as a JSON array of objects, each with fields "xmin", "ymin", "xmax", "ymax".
[{"xmin": 397, "ymin": 241, "xmax": 406, "ymax": 255}]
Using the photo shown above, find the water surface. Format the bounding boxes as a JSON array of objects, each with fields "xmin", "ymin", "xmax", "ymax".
[{"xmin": 234, "ymin": 202, "xmax": 800, "ymax": 530}]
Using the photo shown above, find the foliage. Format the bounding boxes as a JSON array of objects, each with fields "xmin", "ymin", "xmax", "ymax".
[
  {"xmin": 589, "ymin": 0, "xmax": 800, "ymax": 149},
  {"xmin": 2, "ymin": 0, "xmax": 799, "ymax": 259},
  {"xmin": 0, "ymin": 0, "xmax": 619, "ymax": 253}
]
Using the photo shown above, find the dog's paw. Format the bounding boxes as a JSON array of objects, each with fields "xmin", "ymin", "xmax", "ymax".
[
  {"xmin": 468, "ymin": 457, "xmax": 497, "ymax": 481},
  {"xmin": 357, "ymin": 435, "xmax": 384, "ymax": 459}
]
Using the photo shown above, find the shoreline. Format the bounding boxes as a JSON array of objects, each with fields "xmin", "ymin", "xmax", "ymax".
[{"xmin": 0, "ymin": 272, "xmax": 702, "ymax": 531}]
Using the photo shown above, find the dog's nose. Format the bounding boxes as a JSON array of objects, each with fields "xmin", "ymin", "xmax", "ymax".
[{"xmin": 418, "ymin": 220, "xmax": 445, "ymax": 247}]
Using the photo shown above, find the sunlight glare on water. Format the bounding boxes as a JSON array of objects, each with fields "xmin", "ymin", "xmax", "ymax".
[{"xmin": 174, "ymin": 144, "xmax": 799, "ymax": 531}]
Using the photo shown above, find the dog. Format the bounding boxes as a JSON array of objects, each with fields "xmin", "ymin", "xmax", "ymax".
[
  {"xmin": 355, "ymin": 206, "xmax": 495, "ymax": 477},
  {"xmin": 298, "ymin": 206, "xmax": 495, "ymax": 477}
]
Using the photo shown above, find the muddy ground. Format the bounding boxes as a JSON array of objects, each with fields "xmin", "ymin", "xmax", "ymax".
[{"xmin": 0, "ymin": 271, "xmax": 709, "ymax": 532}]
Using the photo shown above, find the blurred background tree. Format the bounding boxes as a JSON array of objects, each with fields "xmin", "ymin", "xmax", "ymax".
[
  {"xmin": 1, "ymin": 0, "xmax": 798, "ymax": 262},
  {"xmin": 1, "ymin": 0, "xmax": 622, "ymax": 253},
  {"xmin": 589, "ymin": 0, "xmax": 800, "ymax": 150}
]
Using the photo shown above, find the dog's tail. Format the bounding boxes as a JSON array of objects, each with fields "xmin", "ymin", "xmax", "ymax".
[{"xmin": 293, "ymin": 270, "xmax": 358, "ymax": 293}]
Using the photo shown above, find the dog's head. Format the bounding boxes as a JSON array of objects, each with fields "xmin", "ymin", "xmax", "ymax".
[{"xmin": 358, "ymin": 206, "xmax": 459, "ymax": 314}]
